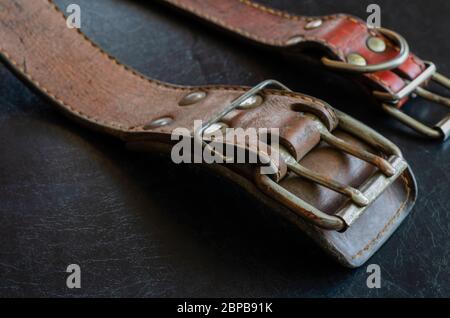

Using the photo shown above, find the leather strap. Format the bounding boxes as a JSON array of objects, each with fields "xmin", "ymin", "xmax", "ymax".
[
  {"xmin": 0, "ymin": 0, "xmax": 417, "ymax": 267},
  {"xmin": 0, "ymin": 0, "xmax": 336, "ymax": 164},
  {"xmin": 159, "ymin": 0, "xmax": 426, "ymax": 107}
]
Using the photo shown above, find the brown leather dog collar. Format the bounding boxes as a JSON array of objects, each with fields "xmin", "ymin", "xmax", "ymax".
[
  {"xmin": 0, "ymin": 0, "xmax": 417, "ymax": 267},
  {"xmin": 159, "ymin": 0, "xmax": 450, "ymax": 140}
]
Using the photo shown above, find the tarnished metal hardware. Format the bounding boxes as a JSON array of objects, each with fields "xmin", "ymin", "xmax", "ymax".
[
  {"xmin": 194, "ymin": 80, "xmax": 291, "ymax": 165},
  {"xmin": 381, "ymin": 105, "xmax": 450, "ymax": 140},
  {"xmin": 194, "ymin": 80, "xmax": 408, "ymax": 231},
  {"xmin": 276, "ymin": 146, "xmax": 370, "ymax": 207},
  {"xmin": 346, "ymin": 53, "xmax": 367, "ymax": 67},
  {"xmin": 257, "ymin": 155, "xmax": 407, "ymax": 231},
  {"xmin": 256, "ymin": 174, "xmax": 347, "ymax": 230},
  {"xmin": 373, "ymin": 62, "xmax": 437, "ymax": 102},
  {"xmin": 317, "ymin": 121, "xmax": 395, "ymax": 177},
  {"xmin": 203, "ymin": 122, "xmax": 229, "ymax": 136},
  {"xmin": 143, "ymin": 117, "xmax": 173, "ymax": 130},
  {"xmin": 257, "ymin": 108, "xmax": 407, "ymax": 231},
  {"xmin": 305, "ymin": 19, "xmax": 323, "ymax": 30},
  {"xmin": 367, "ymin": 36, "xmax": 386, "ymax": 53},
  {"xmin": 321, "ymin": 28, "xmax": 409, "ymax": 73},
  {"xmin": 286, "ymin": 35, "xmax": 304, "ymax": 46},
  {"xmin": 374, "ymin": 61, "xmax": 450, "ymax": 140},
  {"xmin": 335, "ymin": 155, "xmax": 408, "ymax": 227},
  {"xmin": 237, "ymin": 94, "xmax": 264, "ymax": 109},
  {"xmin": 179, "ymin": 91, "xmax": 207, "ymax": 106}
]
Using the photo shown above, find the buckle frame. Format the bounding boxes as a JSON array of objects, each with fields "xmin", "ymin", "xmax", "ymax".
[
  {"xmin": 320, "ymin": 21, "xmax": 450, "ymax": 140},
  {"xmin": 373, "ymin": 61, "xmax": 450, "ymax": 140},
  {"xmin": 194, "ymin": 80, "xmax": 408, "ymax": 231}
]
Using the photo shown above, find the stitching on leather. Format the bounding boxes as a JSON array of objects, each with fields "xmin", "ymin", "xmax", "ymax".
[
  {"xmin": 46, "ymin": 0, "xmax": 188, "ymax": 93},
  {"xmin": 300, "ymin": 95, "xmax": 337, "ymax": 126},
  {"xmin": 168, "ymin": 0, "xmax": 411, "ymax": 90},
  {"xmin": 239, "ymin": 0, "xmax": 312, "ymax": 21},
  {"xmin": 169, "ymin": 0, "xmax": 353, "ymax": 51},
  {"xmin": 0, "ymin": 49, "xmax": 130, "ymax": 130},
  {"xmin": 1, "ymin": 35, "xmax": 328, "ymax": 131},
  {"xmin": 242, "ymin": 1, "xmax": 378, "ymax": 90},
  {"xmin": 1, "ymin": 0, "xmax": 332, "ymax": 132},
  {"xmin": 226, "ymin": 1, "xmax": 427, "ymax": 94},
  {"xmin": 352, "ymin": 173, "xmax": 411, "ymax": 260},
  {"xmin": 167, "ymin": 0, "xmax": 290, "ymax": 46},
  {"xmin": 169, "ymin": 0, "xmax": 431, "ymax": 95},
  {"xmin": 236, "ymin": 0, "xmax": 372, "ymax": 46}
]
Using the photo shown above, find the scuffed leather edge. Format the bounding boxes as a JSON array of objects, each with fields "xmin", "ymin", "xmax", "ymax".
[{"xmin": 126, "ymin": 141, "xmax": 418, "ymax": 268}]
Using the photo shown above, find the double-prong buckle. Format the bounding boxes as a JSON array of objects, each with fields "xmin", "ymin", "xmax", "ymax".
[
  {"xmin": 194, "ymin": 80, "xmax": 408, "ymax": 231},
  {"xmin": 373, "ymin": 62, "xmax": 450, "ymax": 140}
]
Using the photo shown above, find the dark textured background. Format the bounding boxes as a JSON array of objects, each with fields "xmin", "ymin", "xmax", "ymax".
[{"xmin": 0, "ymin": 0, "xmax": 449, "ymax": 297}]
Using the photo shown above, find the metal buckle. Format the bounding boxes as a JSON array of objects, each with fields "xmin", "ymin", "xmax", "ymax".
[
  {"xmin": 317, "ymin": 21, "xmax": 449, "ymax": 140},
  {"xmin": 194, "ymin": 80, "xmax": 408, "ymax": 231},
  {"xmin": 373, "ymin": 61, "xmax": 450, "ymax": 140},
  {"xmin": 321, "ymin": 28, "xmax": 410, "ymax": 73}
]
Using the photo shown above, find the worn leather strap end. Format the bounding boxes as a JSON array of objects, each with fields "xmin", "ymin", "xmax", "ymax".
[
  {"xmin": 256, "ymin": 132, "xmax": 417, "ymax": 268},
  {"xmin": 292, "ymin": 167, "xmax": 417, "ymax": 268}
]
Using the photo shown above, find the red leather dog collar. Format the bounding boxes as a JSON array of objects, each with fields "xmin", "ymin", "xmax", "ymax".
[{"xmin": 160, "ymin": 0, "xmax": 450, "ymax": 140}]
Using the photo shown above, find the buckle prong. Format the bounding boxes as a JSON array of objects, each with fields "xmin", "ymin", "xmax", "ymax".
[
  {"xmin": 319, "ymin": 127, "xmax": 396, "ymax": 177},
  {"xmin": 415, "ymin": 84, "xmax": 450, "ymax": 108},
  {"xmin": 374, "ymin": 61, "xmax": 450, "ymax": 140},
  {"xmin": 195, "ymin": 80, "xmax": 407, "ymax": 231},
  {"xmin": 277, "ymin": 147, "xmax": 370, "ymax": 207},
  {"xmin": 433, "ymin": 72, "xmax": 450, "ymax": 89},
  {"xmin": 381, "ymin": 104, "xmax": 449, "ymax": 139}
]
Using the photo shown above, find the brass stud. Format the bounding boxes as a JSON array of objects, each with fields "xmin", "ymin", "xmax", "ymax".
[
  {"xmin": 203, "ymin": 122, "xmax": 229, "ymax": 137},
  {"xmin": 305, "ymin": 19, "xmax": 323, "ymax": 30},
  {"xmin": 347, "ymin": 53, "xmax": 367, "ymax": 66},
  {"xmin": 143, "ymin": 117, "xmax": 173, "ymax": 130},
  {"xmin": 286, "ymin": 35, "xmax": 304, "ymax": 45},
  {"xmin": 179, "ymin": 91, "xmax": 207, "ymax": 106},
  {"xmin": 367, "ymin": 36, "xmax": 386, "ymax": 53},
  {"xmin": 237, "ymin": 94, "xmax": 264, "ymax": 109}
]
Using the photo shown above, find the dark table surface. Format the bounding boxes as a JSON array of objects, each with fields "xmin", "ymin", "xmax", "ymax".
[{"xmin": 0, "ymin": 0, "xmax": 449, "ymax": 297}]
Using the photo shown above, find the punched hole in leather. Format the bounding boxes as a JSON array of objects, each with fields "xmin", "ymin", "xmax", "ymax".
[{"xmin": 0, "ymin": 0, "xmax": 417, "ymax": 267}]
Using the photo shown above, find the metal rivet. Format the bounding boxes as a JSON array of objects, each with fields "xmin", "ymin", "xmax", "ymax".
[
  {"xmin": 203, "ymin": 122, "xmax": 228, "ymax": 136},
  {"xmin": 143, "ymin": 117, "xmax": 173, "ymax": 130},
  {"xmin": 237, "ymin": 94, "xmax": 264, "ymax": 109},
  {"xmin": 179, "ymin": 91, "xmax": 207, "ymax": 106},
  {"xmin": 305, "ymin": 19, "xmax": 323, "ymax": 30},
  {"xmin": 367, "ymin": 36, "xmax": 386, "ymax": 53},
  {"xmin": 347, "ymin": 53, "xmax": 367, "ymax": 66},
  {"xmin": 286, "ymin": 35, "xmax": 304, "ymax": 45}
]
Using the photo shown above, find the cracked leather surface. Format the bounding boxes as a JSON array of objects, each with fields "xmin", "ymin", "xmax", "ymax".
[{"xmin": 0, "ymin": 0, "xmax": 449, "ymax": 297}]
